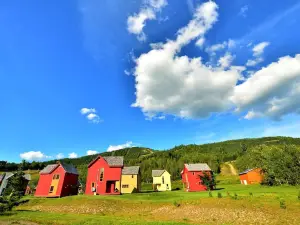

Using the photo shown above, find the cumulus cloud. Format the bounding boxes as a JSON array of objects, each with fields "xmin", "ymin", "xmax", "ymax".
[
  {"xmin": 232, "ymin": 54, "xmax": 300, "ymax": 120},
  {"xmin": 107, "ymin": 141, "xmax": 134, "ymax": 152},
  {"xmin": 20, "ymin": 151, "xmax": 51, "ymax": 161},
  {"xmin": 80, "ymin": 108, "xmax": 102, "ymax": 124},
  {"xmin": 246, "ymin": 42, "xmax": 270, "ymax": 67},
  {"xmin": 253, "ymin": 42, "xmax": 270, "ymax": 57},
  {"xmin": 132, "ymin": 2, "xmax": 242, "ymax": 119},
  {"xmin": 87, "ymin": 150, "xmax": 98, "ymax": 155},
  {"xmin": 56, "ymin": 153, "xmax": 64, "ymax": 159},
  {"xmin": 218, "ymin": 52, "xmax": 235, "ymax": 68},
  {"xmin": 127, "ymin": 0, "xmax": 167, "ymax": 41},
  {"xmin": 68, "ymin": 152, "xmax": 78, "ymax": 159}
]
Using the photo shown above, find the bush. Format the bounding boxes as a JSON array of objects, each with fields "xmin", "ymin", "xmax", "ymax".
[
  {"xmin": 217, "ymin": 192, "xmax": 222, "ymax": 198},
  {"xmin": 232, "ymin": 193, "xmax": 238, "ymax": 200},
  {"xmin": 209, "ymin": 191, "xmax": 213, "ymax": 197},
  {"xmin": 173, "ymin": 201, "xmax": 180, "ymax": 207},
  {"xmin": 280, "ymin": 199, "xmax": 286, "ymax": 209}
]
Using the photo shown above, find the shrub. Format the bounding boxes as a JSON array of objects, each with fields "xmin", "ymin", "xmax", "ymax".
[
  {"xmin": 232, "ymin": 193, "xmax": 238, "ymax": 200},
  {"xmin": 218, "ymin": 192, "xmax": 222, "ymax": 198},
  {"xmin": 209, "ymin": 191, "xmax": 213, "ymax": 197},
  {"xmin": 173, "ymin": 201, "xmax": 180, "ymax": 207},
  {"xmin": 280, "ymin": 199, "xmax": 286, "ymax": 209}
]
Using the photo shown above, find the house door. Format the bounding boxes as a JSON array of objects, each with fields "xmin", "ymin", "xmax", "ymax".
[{"xmin": 106, "ymin": 181, "xmax": 115, "ymax": 193}]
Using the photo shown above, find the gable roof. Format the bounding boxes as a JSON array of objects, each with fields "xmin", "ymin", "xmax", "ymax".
[
  {"xmin": 152, "ymin": 170, "xmax": 166, "ymax": 177},
  {"xmin": 185, "ymin": 163, "xmax": 211, "ymax": 171},
  {"xmin": 88, "ymin": 155, "xmax": 124, "ymax": 168},
  {"xmin": 122, "ymin": 166, "xmax": 140, "ymax": 175},
  {"xmin": 40, "ymin": 164, "xmax": 59, "ymax": 174},
  {"xmin": 40, "ymin": 163, "xmax": 78, "ymax": 175}
]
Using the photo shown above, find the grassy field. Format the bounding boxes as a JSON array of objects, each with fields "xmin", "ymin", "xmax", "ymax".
[{"xmin": 0, "ymin": 175, "xmax": 299, "ymax": 225}]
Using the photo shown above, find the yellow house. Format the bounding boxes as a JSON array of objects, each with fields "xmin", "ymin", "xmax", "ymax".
[
  {"xmin": 152, "ymin": 170, "xmax": 171, "ymax": 191},
  {"xmin": 121, "ymin": 166, "xmax": 141, "ymax": 194}
]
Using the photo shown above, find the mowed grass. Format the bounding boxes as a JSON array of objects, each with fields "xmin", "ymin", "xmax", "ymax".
[{"xmin": 0, "ymin": 176, "xmax": 299, "ymax": 225}]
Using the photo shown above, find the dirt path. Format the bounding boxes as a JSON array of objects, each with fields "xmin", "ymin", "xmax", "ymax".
[{"xmin": 227, "ymin": 162, "xmax": 238, "ymax": 175}]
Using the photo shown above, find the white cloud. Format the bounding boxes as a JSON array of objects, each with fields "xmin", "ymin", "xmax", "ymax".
[
  {"xmin": 245, "ymin": 42, "xmax": 270, "ymax": 67},
  {"xmin": 87, "ymin": 150, "xmax": 98, "ymax": 155},
  {"xmin": 56, "ymin": 153, "xmax": 64, "ymax": 159},
  {"xmin": 246, "ymin": 57, "xmax": 264, "ymax": 67},
  {"xmin": 132, "ymin": 2, "xmax": 243, "ymax": 119},
  {"xmin": 218, "ymin": 52, "xmax": 235, "ymax": 68},
  {"xmin": 124, "ymin": 70, "xmax": 131, "ymax": 76},
  {"xmin": 80, "ymin": 107, "xmax": 96, "ymax": 115},
  {"xmin": 68, "ymin": 152, "xmax": 78, "ymax": 159},
  {"xmin": 107, "ymin": 141, "xmax": 134, "ymax": 152},
  {"xmin": 20, "ymin": 151, "xmax": 51, "ymax": 161},
  {"xmin": 252, "ymin": 42, "xmax": 270, "ymax": 57},
  {"xmin": 195, "ymin": 37, "xmax": 205, "ymax": 47},
  {"xmin": 127, "ymin": 0, "xmax": 167, "ymax": 41},
  {"xmin": 205, "ymin": 39, "xmax": 235, "ymax": 55},
  {"xmin": 80, "ymin": 108, "xmax": 102, "ymax": 124},
  {"xmin": 232, "ymin": 54, "xmax": 300, "ymax": 120},
  {"xmin": 238, "ymin": 5, "xmax": 249, "ymax": 17}
]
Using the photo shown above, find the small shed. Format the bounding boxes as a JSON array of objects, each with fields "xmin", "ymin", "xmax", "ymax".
[
  {"xmin": 181, "ymin": 163, "xmax": 213, "ymax": 192},
  {"xmin": 35, "ymin": 162, "xmax": 79, "ymax": 197},
  {"xmin": 152, "ymin": 170, "xmax": 171, "ymax": 191},
  {"xmin": 121, "ymin": 166, "xmax": 141, "ymax": 193},
  {"xmin": 239, "ymin": 168, "xmax": 263, "ymax": 185}
]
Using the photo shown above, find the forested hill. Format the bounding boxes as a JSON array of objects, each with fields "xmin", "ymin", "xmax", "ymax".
[{"xmin": 2, "ymin": 136, "xmax": 300, "ymax": 185}]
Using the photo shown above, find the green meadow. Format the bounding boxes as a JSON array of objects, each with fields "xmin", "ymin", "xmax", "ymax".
[{"xmin": 1, "ymin": 176, "xmax": 299, "ymax": 225}]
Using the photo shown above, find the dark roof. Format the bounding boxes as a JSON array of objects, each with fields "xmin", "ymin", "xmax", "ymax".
[
  {"xmin": 185, "ymin": 163, "xmax": 211, "ymax": 171},
  {"xmin": 122, "ymin": 166, "xmax": 140, "ymax": 175},
  {"xmin": 61, "ymin": 162, "xmax": 79, "ymax": 175},
  {"xmin": 40, "ymin": 163, "xmax": 78, "ymax": 175},
  {"xmin": 152, "ymin": 170, "xmax": 165, "ymax": 177},
  {"xmin": 239, "ymin": 168, "xmax": 255, "ymax": 175}
]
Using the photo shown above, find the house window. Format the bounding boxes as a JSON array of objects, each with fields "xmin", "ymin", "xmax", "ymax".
[
  {"xmin": 162, "ymin": 176, "xmax": 165, "ymax": 184},
  {"xmin": 122, "ymin": 184, "xmax": 129, "ymax": 188},
  {"xmin": 49, "ymin": 186, "xmax": 54, "ymax": 193},
  {"xmin": 131, "ymin": 175, "xmax": 134, "ymax": 178},
  {"xmin": 100, "ymin": 168, "xmax": 104, "ymax": 181},
  {"xmin": 53, "ymin": 174, "xmax": 60, "ymax": 180},
  {"xmin": 166, "ymin": 184, "xmax": 169, "ymax": 189},
  {"xmin": 192, "ymin": 172, "xmax": 195, "ymax": 175}
]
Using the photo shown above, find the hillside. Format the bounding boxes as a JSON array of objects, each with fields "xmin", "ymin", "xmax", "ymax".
[{"xmin": 2, "ymin": 136, "xmax": 300, "ymax": 186}]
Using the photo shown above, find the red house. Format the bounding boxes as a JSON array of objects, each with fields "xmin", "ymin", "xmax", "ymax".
[
  {"xmin": 181, "ymin": 163, "xmax": 213, "ymax": 192},
  {"xmin": 35, "ymin": 162, "xmax": 79, "ymax": 198},
  {"xmin": 85, "ymin": 156, "xmax": 123, "ymax": 195}
]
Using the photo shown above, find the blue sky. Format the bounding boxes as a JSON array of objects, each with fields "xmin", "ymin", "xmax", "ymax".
[{"xmin": 1, "ymin": 0, "xmax": 300, "ymax": 162}]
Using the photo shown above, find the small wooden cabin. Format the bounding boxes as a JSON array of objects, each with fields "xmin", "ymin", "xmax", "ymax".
[
  {"xmin": 152, "ymin": 170, "xmax": 171, "ymax": 191},
  {"xmin": 35, "ymin": 162, "xmax": 79, "ymax": 197},
  {"xmin": 181, "ymin": 163, "xmax": 213, "ymax": 192},
  {"xmin": 85, "ymin": 156, "xmax": 123, "ymax": 195},
  {"xmin": 121, "ymin": 166, "xmax": 141, "ymax": 194},
  {"xmin": 239, "ymin": 168, "xmax": 263, "ymax": 185},
  {"xmin": 0, "ymin": 172, "xmax": 31, "ymax": 196}
]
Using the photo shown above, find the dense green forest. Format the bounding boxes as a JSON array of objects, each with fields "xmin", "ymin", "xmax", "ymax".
[{"xmin": 1, "ymin": 136, "xmax": 300, "ymax": 189}]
